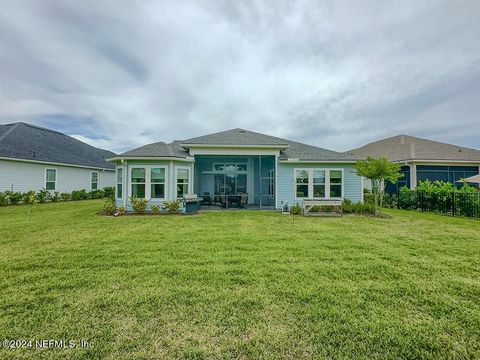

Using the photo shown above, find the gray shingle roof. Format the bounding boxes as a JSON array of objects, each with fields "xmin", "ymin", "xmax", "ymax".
[
  {"xmin": 118, "ymin": 140, "xmax": 189, "ymax": 158},
  {"xmin": 348, "ymin": 134, "xmax": 480, "ymax": 162},
  {"xmin": 0, "ymin": 122, "xmax": 116, "ymax": 169},
  {"xmin": 119, "ymin": 128, "xmax": 358, "ymax": 161},
  {"xmin": 181, "ymin": 128, "xmax": 290, "ymax": 146}
]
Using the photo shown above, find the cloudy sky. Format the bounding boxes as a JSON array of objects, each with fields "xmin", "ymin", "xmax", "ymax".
[{"xmin": 0, "ymin": 0, "xmax": 479, "ymax": 153}]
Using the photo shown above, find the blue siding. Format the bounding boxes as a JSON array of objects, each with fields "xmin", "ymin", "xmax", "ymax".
[{"xmin": 277, "ymin": 163, "xmax": 362, "ymax": 208}]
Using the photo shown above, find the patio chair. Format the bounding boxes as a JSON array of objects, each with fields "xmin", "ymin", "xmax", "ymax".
[
  {"xmin": 202, "ymin": 192, "xmax": 212, "ymax": 207},
  {"xmin": 220, "ymin": 194, "xmax": 226, "ymax": 208},
  {"xmin": 240, "ymin": 193, "xmax": 248, "ymax": 208}
]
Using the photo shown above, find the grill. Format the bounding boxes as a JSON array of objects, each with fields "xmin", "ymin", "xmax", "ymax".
[{"xmin": 182, "ymin": 194, "xmax": 202, "ymax": 214}]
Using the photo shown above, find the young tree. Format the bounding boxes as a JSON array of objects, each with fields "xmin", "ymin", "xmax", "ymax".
[{"xmin": 354, "ymin": 157, "xmax": 403, "ymax": 215}]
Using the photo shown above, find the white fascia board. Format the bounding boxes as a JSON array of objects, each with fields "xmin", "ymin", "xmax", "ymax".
[
  {"xmin": 107, "ymin": 156, "xmax": 194, "ymax": 162},
  {"xmin": 279, "ymin": 159, "xmax": 358, "ymax": 164},
  {"xmin": 180, "ymin": 143, "xmax": 289, "ymax": 149},
  {"xmin": 395, "ymin": 159, "xmax": 480, "ymax": 165},
  {"xmin": 0, "ymin": 156, "xmax": 115, "ymax": 171}
]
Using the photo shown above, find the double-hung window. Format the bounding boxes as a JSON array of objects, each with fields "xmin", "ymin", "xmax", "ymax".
[
  {"xmin": 176, "ymin": 168, "xmax": 189, "ymax": 198},
  {"xmin": 91, "ymin": 172, "xmax": 99, "ymax": 190},
  {"xmin": 45, "ymin": 169, "xmax": 56, "ymax": 190},
  {"xmin": 151, "ymin": 168, "xmax": 166, "ymax": 199},
  {"xmin": 295, "ymin": 169, "xmax": 343, "ymax": 199},
  {"xmin": 116, "ymin": 167, "xmax": 123, "ymax": 199},
  {"xmin": 131, "ymin": 168, "xmax": 146, "ymax": 198}
]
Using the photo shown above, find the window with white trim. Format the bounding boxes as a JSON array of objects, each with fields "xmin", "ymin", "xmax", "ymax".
[
  {"xmin": 176, "ymin": 168, "xmax": 189, "ymax": 198},
  {"xmin": 91, "ymin": 172, "xmax": 99, "ymax": 190},
  {"xmin": 45, "ymin": 169, "xmax": 56, "ymax": 190},
  {"xmin": 151, "ymin": 168, "xmax": 166, "ymax": 199},
  {"xmin": 295, "ymin": 169, "xmax": 343, "ymax": 199},
  {"xmin": 116, "ymin": 167, "xmax": 123, "ymax": 199},
  {"xmin": 131, "ymin": 168, "xmax": 146, "ymax": 198}
]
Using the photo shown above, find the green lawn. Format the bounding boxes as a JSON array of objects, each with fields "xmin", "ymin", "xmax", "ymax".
[{"xmin": 0, "ymin": 200, "xmax": 479, "ymax": 359}]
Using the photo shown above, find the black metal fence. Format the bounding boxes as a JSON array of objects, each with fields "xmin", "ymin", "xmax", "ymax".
[{"xmin": 397, "ymin": 190, "xmax": 480, "ymax": 219}]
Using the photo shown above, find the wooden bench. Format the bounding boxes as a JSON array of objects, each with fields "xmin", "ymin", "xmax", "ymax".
[{"xmin": 303, "ymin": 199, "xmax": 343, "ymax": 217}]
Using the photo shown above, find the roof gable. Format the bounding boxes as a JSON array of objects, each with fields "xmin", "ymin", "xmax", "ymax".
[
  {"xmin": 0, "ymin": 122, "xmax": 116, "ymax": 169},
  {"xmin": 181, "ymin": 128, "xmax": 290, "ymax": 147}
]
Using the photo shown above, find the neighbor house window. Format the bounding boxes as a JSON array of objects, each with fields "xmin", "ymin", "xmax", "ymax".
[
  {"xmin": 176, "ymin": 168, "xmax": 189, "ymax": 198},
  {"xmin": 45, "ymin": 169, "xmax": 56, "ymax": 190},
  {"xmin": 151, "ymin": 168, "xmax": 166, "ymax": 199},
  {"xmin": 295, "ymin": 169, "xmax": 343, "ymax": 199},
  {"xmin": 116, "ymin": 167, "xmax": 123, "ymax": 199},
  {"xmin": 91, "ymin": 172, "xmax": 99, "ymax": 190},
  {"xmin": 131, "ymin": 168, "xmax": 146, "ymax": 198},
  {"xmin": 295, "ymin": 170, "xmax": 309, "ymax": 198},
  {"xmin": 329, "ymin": 170, "xmax": 343, "ymax": 198}
]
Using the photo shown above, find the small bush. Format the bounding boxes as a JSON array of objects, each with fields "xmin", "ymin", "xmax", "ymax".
[
  {"xmin": 129, "ymin": 196, "xmax": 149, "ymax": 214},
  {"xmin": 51, "ymin": 191, "xmax": 60, "ymax": 202},
  {"xmin": 36, "ymin": 189, "xmax": 50, "ymax": 203},
  {"xmin": 117, "ymin": 206, "xmax": 126, "ymax": 215},
  {"xmin": 103, "ymin": 187, "xmax": 115, "ymax": 199},
  {"xmin": 71, "ymin": 189, "xmax": 89, "ymax": 201},
  {"xmin": 151, "ymin": 204, "xmax": 161, "ymax": 214},
  {"xmin": 342, "ymin": 199, "xmax": 376, "ymax": 215},
  {"xmin": 163, "ymin": 200, "xmax": 181, "ymax": 214},
  {"xmin": 0, "ymin": 192, "xmax": 8, "ymax": 206},
  {"xmin": 364, "ymin": 193, "xmax": 375, "ymax": 205},
  {"xmin": 23, "ymin": 191, "xmax": 36, "ymax": 205},
  {"xmin": 4, "ymin": 190, "xmax": 23, "ymax": 205},
  {"xmin": 60, "ymin": 192, "xmax": 71, "ymax": 201},
  {"xmin": 90, "ymin": 189, "xmax": 104, "ymax": 199},
  {"xmin": 290, "ymin": 203, "xmax": 302, "ymax": 215},
  {"xmin": 103, "ymin": 198, "xmax": 117, "ymax": 215}
]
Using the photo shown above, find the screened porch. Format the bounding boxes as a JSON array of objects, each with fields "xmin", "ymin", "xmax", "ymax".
[{"xmin": 193, "ymin": 155, "xmax": 275, "ymax": 209}]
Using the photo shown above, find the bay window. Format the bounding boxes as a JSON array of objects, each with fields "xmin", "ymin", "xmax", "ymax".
[
  {"xmin": 176, "ymin": 168, "xmax": 189, "ymax": 198},
  {"xmin": 116, "ymin": 167, "xmax": 123, "ymax": 199},
  {"xmin": 131, "ymin": 168, "xmax": 146, "ymax": 198},
  {"xmin": 151, "ymin": 168, "xmax": 166, "ymax": 199},
  {"xmin": 295, "ymin": 169, "xmax": 343, "ymax": 199}
]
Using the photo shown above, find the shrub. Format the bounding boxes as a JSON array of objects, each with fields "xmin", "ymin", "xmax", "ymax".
[
  {"xmin": 50, "ymin": 191, "xmax": 60, "ymax": 202},
  {"xmin": 151, "ymin": 204, "xmax": 161, "ymax": 214},
  {"xmin": 364, "ymin": 193, "xmax": 375, "ymax": 205},
  {"xmin": 129, "ymin": 196, "xmax": 149, "ymax": 214},
  {"xmin": 290, "ymin": 203, "xmax": 302, "ymax": 215},
  {"xmin": 103, "ymin": 186, "xmax": 115, "ymax": 199},
  {"xmin": 117, "ymin": 206, "xmax": 126, "ymax": 215},
  {"xmin": 36, "ymin": 189, "xmax": 50, "ymax": 203},
  {"xmin": 89, "ymin": 189, "xmax": 104, "ymax": 199},
  {"xmin": 4, "ymin": 190, "xmax": 23, "ymax": 205},
  {"xmin": 0, "ymin": 192, "xmax": 8, "ymax": 206},
  {"xmin": 60, "ymin": 192, "xmax": 71, "ymax": 201},
  {"xmin": 103, "ymin": 198, "xmax": 117, "ymax": 215},
  {"xmin": 342, "ymin": 199, "xmax": 376, "ymax": 215},
  {"xmin": 71, "ymin": 189, "xmax": 89, "ymax": 201},
  {"xmin": 23, "ymin": 191, "xmax": 36, "ymax": 204},
  {"xmin": 163, "ymin": 200, "xmax": 181, "ymax": 214}
]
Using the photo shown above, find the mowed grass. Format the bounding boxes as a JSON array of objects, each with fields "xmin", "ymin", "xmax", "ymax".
[{"xmin": 0, "ymin": 201, "xmax": 479, "ymax": 359}]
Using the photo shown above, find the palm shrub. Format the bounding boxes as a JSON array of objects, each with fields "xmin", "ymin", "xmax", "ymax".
[
  {"xmin": 163, "ymin": 200, "xmax": 181, "ymax": 214},
  {"xmin": 4, "ymin": 191, "xmax": 23, "ymax": 205},
  {"xmin": 51, "ymin": 191, "xmax": 60, "ymax": 202},
  {"xmin": 290, "ymin": 203, "xmax": 302, "ymax": 215},
  {"xmin": 103, "ymin": 198, "xmax": 117, "ymax": 215},
  {"xmin": 0, "ymin": 192, "xmax": 8, "ymax": 206},
  {"xmin": 129, "ymin": 196, "xmax": 149, "ymax": 214},
  {"xmin": 151, "ymin": 204, "xmax": 161, "ymax": 214},
  {"xmin": 36, "ymin": 189, "xmax": 50, "ymax": 203},
  {"xmin": 89, "ymin": 189, "xmax": 104, "ymax": 199},
  {"xmin": 71, "ymin": 189, "xmax": 89, "ymax": 201},
  {"xmin": 60, "ymin": 192, "xmax": 71, "ymax": 201},
  {"xmin": 117, "ymin": 206, "xmax": 126, "ymax": 215},
  {"xmin": 103, "ymin": 187, "xmax": 115, "ymax": 199}
]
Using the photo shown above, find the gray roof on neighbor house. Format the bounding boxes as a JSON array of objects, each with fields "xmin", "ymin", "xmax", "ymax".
[
  {"xmin": 0, "ymin": 122, "xmax": 116, "ymax": 169},
  {"xmin": 348, "ymin": 134, "xmax": 480, "ymax": 162},
  {"xmin": 118, "ymin": 128, "xmax": 359, "ymax": 162}
]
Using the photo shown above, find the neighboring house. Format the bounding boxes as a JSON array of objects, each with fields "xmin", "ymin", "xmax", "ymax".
[
  {"xmin": 108, "ymin": 128, "xmax": 363, "ymax": 210},
  {"xmin": 0, "ymin": 122, "xmax": 116, "ymax": 193},
  {"xmin": 348, "ymin": 134, "xmax": 480, "ymax": 192}
]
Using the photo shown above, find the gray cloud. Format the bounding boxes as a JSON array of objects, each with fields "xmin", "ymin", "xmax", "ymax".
[{"xmin": 0, "ymin": 0, "xmax": 479, "ymax": 153}]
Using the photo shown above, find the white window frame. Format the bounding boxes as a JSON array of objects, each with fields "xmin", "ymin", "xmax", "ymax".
[
  {"xmin": 150, "ymin": 167, "xmax": 167, "ymax": 200},
  {"xmin": 175, "ymin": 166, "xmax": 192, "ymax": 198},
  {"xmin": 116, "ymin": 167, "xmax": 123, "ymax": 199},
  {"xmin": 128, "ymin": 165, "xmax": 169, "ymax": 200},
  {"xmin": 90, "ymin": 171, "xmax": 99, "ymax": 191},
  {"xmin": 131, "ymin": 167, "xmax": 147, "ymax": 199},
  {"xmin": 294, "ymin": 168, "xmax": 344, "ymax": 199},
  {"xmin": 45, "ymin": 168, "xmax": 57, "ymax": 191}
]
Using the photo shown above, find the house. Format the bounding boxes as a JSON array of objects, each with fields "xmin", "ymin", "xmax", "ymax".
[
  {"xmin": 348, "ymin": 134, "xmax": 480, "ymax": 192},
  {"xmin": 0, "ymin": 122, "xmax": 116, "ymax": 193},
  {"xmin": 107, "ymin": 128, "xmax": 363, "ymax": 210}
]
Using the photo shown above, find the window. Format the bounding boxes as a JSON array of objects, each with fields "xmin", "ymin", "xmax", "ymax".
[
  {"xmin": 45, "ymin": 169, "xmax": 56, "ymax": 190},
  {"xmin": 151, "ymin": 168, "xmax": 166, "ymax": 199},
  {"xmin": 313, "ymin": 170, "xmax": 325, "ymax": 197},
  {"xmin": 329, "ymin": 170, "xmax": 343, "ymax": 198},
  {"xmin": 295, "ymin": 169, "xmax": 343, "ymax": 199},
  {"xmin": 91, "ymin": 172, "xmax": 99, "ymax": 190},
  {"xmin": 295, "ymin": 170, "xmax": 309, "ymax": 198},
  {"xmin": 116, "ymin": 167, "xmax": 123, "ymax": 199},
  {"xmin": 131, "ymin": 168, "xmax": 146, "ymax": 198},
  {"xmin": 176, "ymin": 168, "xmax": 189, "ymax": 198}
]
